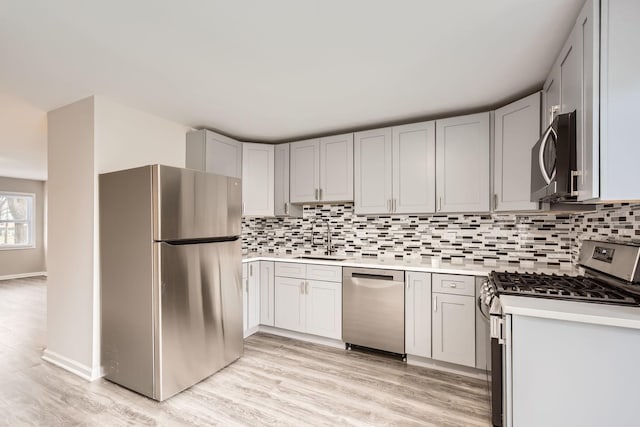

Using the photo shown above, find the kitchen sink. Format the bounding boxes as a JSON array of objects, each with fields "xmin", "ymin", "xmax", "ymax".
[{"xmin": 295, "ymin": 255, "xmax": 348, "ymax": 261}]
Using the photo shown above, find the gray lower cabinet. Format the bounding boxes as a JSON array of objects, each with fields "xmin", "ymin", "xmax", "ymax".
[
  {"xmin": 405, "ymin": 272, "xmax": 432, "ymax": 358},
  {"xmin": 432, "ymin": 275, "xmax": 476, "ymax": 367},
  {"xmin": 246, "ymin": 261, "xmax": 260, "ymax": 332},
  {"xmin": 274, "ymin": 263, "xmax": 342, "ymax": 339},
  {"xmin": 259, "ymin": 261, "xmax": 275, "ymax": 327}
]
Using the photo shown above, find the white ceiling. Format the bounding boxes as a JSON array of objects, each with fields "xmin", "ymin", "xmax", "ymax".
[{"xmin": 0, "ymin": 0, "xmax": 583, "ymax": 145}]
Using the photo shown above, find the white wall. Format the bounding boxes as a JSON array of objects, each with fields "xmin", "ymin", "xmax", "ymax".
[
  {"xmin": 0, "ymin": 93, "xmax": 47, "ymax": 180},
  {"xmin": 45, "ymin": 95, "xmax": 189, "ymax": 380},
  {"xmin": 45, "ymin": 96, "xmax": 97, "ymax": 379},
  {"xmin": 94, "ymin": 95, "xmax": 189, "ymax": 173}
]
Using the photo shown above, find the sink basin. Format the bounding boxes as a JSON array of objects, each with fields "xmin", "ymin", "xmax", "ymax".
[{"xmin": 295, "ymin": 255, "xmax": 347, "ymax": 261}]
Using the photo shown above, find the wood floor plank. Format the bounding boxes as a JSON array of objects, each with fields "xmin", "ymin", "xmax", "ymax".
[{"xmin": 0, "ymin": 277, "xmax": 491, "ymax": 426}]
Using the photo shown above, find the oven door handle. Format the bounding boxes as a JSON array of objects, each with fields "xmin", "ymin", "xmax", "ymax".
[{"xmin": 478, "ymin": 296, "xmax": 491, "ymax": 321}]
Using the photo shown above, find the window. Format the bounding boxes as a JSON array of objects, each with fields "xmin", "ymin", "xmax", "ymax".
[{"xmin": 0, "ymin": 192, "xmax": 35, "ymax": 249}]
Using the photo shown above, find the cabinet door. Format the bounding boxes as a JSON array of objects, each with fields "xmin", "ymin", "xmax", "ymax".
[
  {"xmin": 435, "ymin": 113, "xmax": 490, "ymax": 213},
  {"xmin": 274, "ymin": 144, "xmax": 302, "ymax": 217},
  {"xmin": 599, "ymin": 0, "xmax": 640, "ymax": 201},
  {"xmin": 575, "ymin": 0, "xmax": 599, "ymax": 201},
  {"xmin": 432, "ymin": 293, "xmax": 475, "ymax": 367},
  {"xmin": 494, "ymin": 93, "xmax": 540, "ymax": 212},
  {"xmin": 259, "ymin": 261, "xmax": 275, "ymax": 327},
  {"xmin": 247, "ymin": 261, "xmax": 260, "ymax": 330},
  {"xmin": 305, "ymin": 280, "xmax": 342, "ymax": 340},
  {"xmin": 319, "ymin": 133, "xmax": 354, "ymax": 202},
  {"xmin": 290, "ymin": 139, "xmax": 320, "ymax": 203},
  {"xmin": 242, "ymin": 263, "xmax": 248, "ymax": 333},
  {"xmin": 405, "ymin": 272, "xmax": 432, "ymax": 358},
  {"xmin": 242, "ymin": 143, "xmax": 274, "ymax": 217},
  {"xmin": 186, "ymin": 130, "xmax": 242, "ymax": 179},
  {"xmin": 392, "ymin": 121, "xmax": 436, "ymax": 214},
  {"xmin": 354, "ymin": 128, "xmax": 393, "ymax": 214},
  {"xmin": 274, "ymin": 276, "xmax": 306, "ymax": 333}
]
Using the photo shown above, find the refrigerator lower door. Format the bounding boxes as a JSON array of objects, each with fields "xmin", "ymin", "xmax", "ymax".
[{"xmin": 155, "ymin": 238, "xmax": 243, "ymax": 400}]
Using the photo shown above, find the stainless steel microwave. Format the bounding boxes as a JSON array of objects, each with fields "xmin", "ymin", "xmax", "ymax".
[{"xmin": 530, "ymin": 111, "xmax": 577, "ymax": 202}]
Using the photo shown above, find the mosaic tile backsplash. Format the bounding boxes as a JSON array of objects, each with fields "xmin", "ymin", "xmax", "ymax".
[
  {"xmin": 243, "ymin": 203, "xmax": 640, "ymax": 267},
  {"xmin": 571, "ymin": 203, "xmax": 640, "ymax": 263}
]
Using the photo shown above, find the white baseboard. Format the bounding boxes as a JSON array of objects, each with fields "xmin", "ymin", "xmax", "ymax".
[
  {"xmin": 0, "ymin": 271, "xmax": 47, "ymax": 281},
  {"xmin": 256, "ymin": 326, "xmax": 345, "ymax": 350},
  {"xmin": 406, "ymin": 354, "xmax": 489, "ymax": 380},
  {"xmin": 42, "ymin": 349, "xmax": 104, "ymax": 381},
  {"xmin": 243, "ymin": 325, "xmax": 259, "ymax": 339}
]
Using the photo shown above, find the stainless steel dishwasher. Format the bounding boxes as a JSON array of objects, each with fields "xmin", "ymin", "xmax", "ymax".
[{"xmin": 342, "ymin": 267, "xmax": 405, "ymax": 356}]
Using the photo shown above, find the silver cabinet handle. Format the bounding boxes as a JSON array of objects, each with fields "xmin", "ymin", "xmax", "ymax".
[
  {"xmin": 433, "ymin": 295, "xmax": 437, "ymax": 312},
  {"xmin": 300, "ymin": 281, "xmax": 304, "ymax": 294},
  {"xmin": 438, "ymin": 197, "xmax": 442, "ymax": 212},
  {"xmin": 284, "ymin": 202, "xmax": 289, "ymax": 215},
  {"xmin": 305, "ymin": 281, "xmax": 309, "ymax": 295},
  {"xmin": 249, "ymin": 264, "xmax": 253, "ymax": 276},
  {"xmin": 406, "ymin": 281, "xmax": 410, "ymax": 290},
  {"xmin": 392, "ymin": 198, "xmax": 396, "ymax": 213},
  {"xmin": 242, "ymin": 202, "xmax": 245, "ymax": 215},
  {"xmin": 245, "ymin": 278, "xmax": 249, "ymax": 293},
  {"xmin": 387, "ymin": 199, "xmax": 392, "ymax": 212},
  {"xmin": 450, "ymin": 283, "xmax": 457, "ymax": 288},
  {"xmin": 315, "ymin": 188, "xmax": 319, "ymax": 200},
  {"xmin": 494, "ymin": 194, "xmax": 498, "ymax": 210},
  {"xmin": 319, "ymin": 188, "xmax": 323, "ymax": 201}
]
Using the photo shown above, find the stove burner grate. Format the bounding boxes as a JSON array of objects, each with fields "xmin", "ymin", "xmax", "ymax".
[{"xmin": 489, "ymin": 272, "xmax": 640, "ymax": 305}]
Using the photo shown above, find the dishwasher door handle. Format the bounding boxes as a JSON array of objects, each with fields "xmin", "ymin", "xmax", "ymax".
[{"xmin": 350, "ymin": 273, "xmax": 395, "ymax": 281}]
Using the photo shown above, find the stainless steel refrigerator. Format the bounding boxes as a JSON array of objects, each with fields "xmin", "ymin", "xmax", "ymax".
[{"xmin": 99, "ymin": 165, "xmax": 243, "ymax": 401}]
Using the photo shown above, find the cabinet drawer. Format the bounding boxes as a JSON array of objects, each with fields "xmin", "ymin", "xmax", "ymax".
[
  {"xmin": 275, "ymin": 262, "xmax": 307, "ymax": 279},
  {"xmin": 432, "ymin": 274, "xmax": 475, "ymax": 296},
  {"xmin": 305, "ymin": 264, "xmax": 342, "ymax": 283}
]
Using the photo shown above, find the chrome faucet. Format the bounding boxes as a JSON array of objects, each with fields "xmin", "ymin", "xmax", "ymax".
[{"xmin": 325, "ymin": 220, "xmax": 334, "ymax": 255}]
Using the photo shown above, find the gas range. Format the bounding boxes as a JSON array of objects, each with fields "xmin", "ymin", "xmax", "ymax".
[
  {"xmin": 488, "ymin": 271, "xmax": 640, "ymax": 306},
  {"xmin": 482, "ymin": 240, "xmax": 640, "ymax": 427},
  {"xmin": 481, "ymin": 240, "xmax": 640, "ymax": 313}
]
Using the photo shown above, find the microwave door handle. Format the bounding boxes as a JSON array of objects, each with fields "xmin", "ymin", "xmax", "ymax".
[{"xmin": 538, "ymin": 125, "xmax": 558, "ymax": 185}]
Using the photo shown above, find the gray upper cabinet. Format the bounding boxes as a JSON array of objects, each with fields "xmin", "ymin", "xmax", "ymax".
[
  {"xmin": 435, "ymin": 112, "xmax": 490, "ymax": 213},
  {"xmin": 186, "ymin": 129, "xmax": 242, "ymax": 179},
  {"xmin": 354, "ymin": 128, "xmax": 393, "ymax": 214},
  {"xmin": 392, "ymin": 122, "xmax": 436, "ymax": 214},
  {"xmin": 354, "ymin": 122, "xmax": 435, "ymax": 215},
  {"xmin": 542, "ymin": 0, "xmax": 600, "ymax": 202},
  {"xmin": 319, "ymin": 134, "xmax": 354, "ymax": 202},
  {"xmin": 494, "ymin": 92, "xmax": 541, "ymax": 212},
  {"xmin": 242, "ymin": 143, "xmax": 274, "ymax": 217},
  {"xmin": 290, "ymin": 139, "xmax": 319, "ymax": 203},
  {"xmin": 274, "ymin": 144, "xmax": 302, "ymax": 217},
  {"xmin": 599, "ymin": 0, "xmax": 640, "ymax": 201},
  {"xmin": 290, "ymin": 134, "xmax": 353, "ymax": 204}
]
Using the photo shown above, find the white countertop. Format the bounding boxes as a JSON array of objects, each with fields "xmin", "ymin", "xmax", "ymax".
[
  {"xmin": 242, "ymin": 252, "xmax": 579, "ymax": 277},
  {"xmin": 500, "ymin": 294, "xmax": 640, "ymax": 330}
]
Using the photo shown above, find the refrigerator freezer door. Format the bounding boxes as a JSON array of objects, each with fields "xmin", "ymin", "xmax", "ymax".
[
  {"xmin": 155, "ymin": 165, "xmax": 241, "ymax": 241},
  {"xmin": 156, "ymin": 238, "xmax": 243, "ymax": 400}
]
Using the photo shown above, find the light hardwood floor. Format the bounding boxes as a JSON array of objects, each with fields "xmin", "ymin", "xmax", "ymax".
[{"xmin": 0, "ymin": 277, "xmax": 491, "ymax": 426}]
